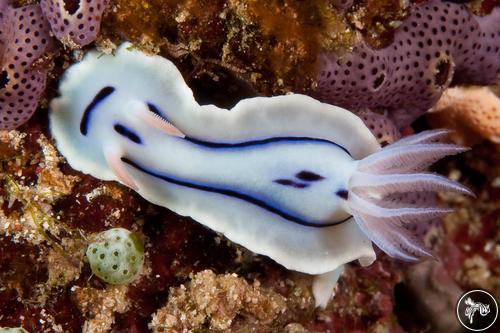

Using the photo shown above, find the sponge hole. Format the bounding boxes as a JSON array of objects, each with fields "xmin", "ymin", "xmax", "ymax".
[
  {"xmin": 373, "ymin": 73, "xmax": 386, "ymax": 90},
  {"xmin": 434, "ymin": 58, "xmax": 452, "ymax": 86},
  {"xmin": 0, "ymin": 70, "xmax": 9, "ymax": 89}
]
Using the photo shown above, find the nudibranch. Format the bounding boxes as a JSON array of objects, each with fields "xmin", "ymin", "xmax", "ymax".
[{"xmin": 49, "ymin": 43, "xmax": 471, "ymax": 307}]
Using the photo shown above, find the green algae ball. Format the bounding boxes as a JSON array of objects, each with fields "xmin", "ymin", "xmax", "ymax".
[
  {"xmin": 0, "ymin": 328, "xmax": 29, "ymax": 333},
  {"xmin": 86, "ymin": 228, "xmax": 144, "ymax": 284}
]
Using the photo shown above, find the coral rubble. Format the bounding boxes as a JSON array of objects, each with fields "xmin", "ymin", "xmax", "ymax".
[
  {"xmin": 347, "ymin": 0, "xmax": 409, "ymax": 48},
  {"xmin": 0, "ymin": 130, "xmax": 79, "ymax": 243},
  {"xmin": 73, "ymin": 285, "xmax": 129, "ymax": 333},
  {"xmin": 150, "ymin": 270, "xmax": 288, "ymax": 332}
]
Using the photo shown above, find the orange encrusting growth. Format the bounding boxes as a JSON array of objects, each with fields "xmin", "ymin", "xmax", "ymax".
[
  {"xmin": 428, "ymin": 86, "xmax": 500, "ymax": 146},
  {"xmin": 100, "ymin": 0, "xmax": 356, "ymax": 94}
]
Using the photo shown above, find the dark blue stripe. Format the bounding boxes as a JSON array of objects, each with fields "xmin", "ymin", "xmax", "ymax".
[
  {"xmin": 336, "ymin": 189, "xmax": 349, "ymax": 200},
  {"xmin": 184, "ymin": 136, "xmax": 351, "ymax": 156},
  {"xmin": 114, "ymin": 124, "xmax": 142, "ymax": 144},
  {"xmin": 147, "ymin": 102, "xmax": 162, "ymax": 116},
  {"xmin": 143, "ymin": 100, "xmax": 351, "ymax": 156},
  {"xmin": 274, "ymin": 179, "xmax": 309, "ymax": 188},
  {"xmin": 121, "ymin": 157, "xmax": 351, "ymax": 228},
  {"xmin": 80, "ymin": 86, "xmax": 115, "ymax": 135},
  {"xmin": 296, "ymin": 170, "xmax": 325, "ymax": 182}
]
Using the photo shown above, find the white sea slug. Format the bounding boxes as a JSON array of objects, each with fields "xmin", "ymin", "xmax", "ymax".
[{"xmin": 49, "ymin": 43, "xmax": 471, "ymax": 307}]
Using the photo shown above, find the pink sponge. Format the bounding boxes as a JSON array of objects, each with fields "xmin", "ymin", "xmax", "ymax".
[
  {"xmin": 40, "ymin": 0, "xmax": 109, "ymax": 48},
  {"xmin": 0, "ymin": 1, "xmax": 54, "ymax": 129},
  {"xmin": 315, "ymin": 0, "xmax": 500, "ymax": 128}
]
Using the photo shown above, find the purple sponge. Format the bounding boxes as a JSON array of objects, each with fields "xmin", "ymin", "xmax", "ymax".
[
  {"xmin": 454, "ymin": 8, "xmax": 500, "ymax": 84},
  {"xmin": 40, "ymin": 0, "xmax": 109, "ymax": 48},
  {"xmin": 332, "ymin": 0, "xmax": 353, "ymax": 11},
  {"xmin": 0, "ymin": 1, "xmax": 54, "ymax": 129},
  {"xmin": 315, "ymin": 0, "xmax": 500, "ymax": 128},
  {"xmin": 357, "ymin": 109, "xmax": 401, "ymax": 146}
]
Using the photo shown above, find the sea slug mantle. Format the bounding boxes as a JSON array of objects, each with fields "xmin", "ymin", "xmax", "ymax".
[{"xmin": 49, "ymin": 43, "xmax": 471, "ymax": 307}]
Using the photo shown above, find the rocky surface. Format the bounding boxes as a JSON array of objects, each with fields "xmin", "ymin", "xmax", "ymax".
[{"xmin": 0, "ymin": 1, "xmax": 499, "ymax": 332}]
